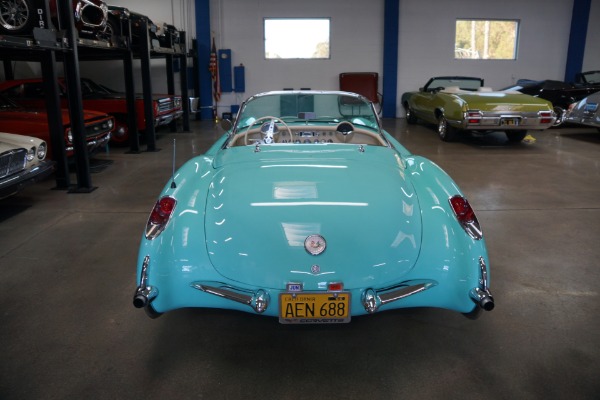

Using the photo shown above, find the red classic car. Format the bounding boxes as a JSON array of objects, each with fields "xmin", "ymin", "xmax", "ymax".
[
  {"xmin": 0, "ymin": 78, "xmax": 183, "ymax": 145},
  {"xmin": 0, "ymin": 93, "xmax": 114, "ymax": 160},
  {"xmin": 0, "ymin": 0, "xmax": 108, "ymax": 40}
]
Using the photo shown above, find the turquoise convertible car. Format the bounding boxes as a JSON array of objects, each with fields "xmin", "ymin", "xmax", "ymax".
[{"xmin": 133, "ymin": 91, "xmax": 494, "ymax": 323}]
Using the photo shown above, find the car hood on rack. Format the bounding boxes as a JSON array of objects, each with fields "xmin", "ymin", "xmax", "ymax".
[{"xmin": 204, "ymin": 145, "xmax": 422, "ymax": 289}]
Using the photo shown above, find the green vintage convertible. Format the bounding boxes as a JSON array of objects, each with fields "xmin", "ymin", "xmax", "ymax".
[{"xmin": 401, "ymin": 76, "xmax": 556, "ymax": 142}]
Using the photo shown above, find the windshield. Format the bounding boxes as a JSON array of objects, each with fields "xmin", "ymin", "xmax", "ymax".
[
  {"xmin": 425, "ymin": 77, "xmax": 483, "ymax": 91},
  {"xmin": 80, "ymin": 79, "xmax": 113, "ymax": 95},
  {"xmin": 580, "ymin": 71, "xmax": 600, "ymax": 84},
  {"xmin": 234, "ymin": 91, "xmax": 380, "ymax": 132}
]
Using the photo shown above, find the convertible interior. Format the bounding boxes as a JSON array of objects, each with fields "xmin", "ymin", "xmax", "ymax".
[{"xmin": 228, "ymin": 119, "xmax": 388, "ymax": 147}]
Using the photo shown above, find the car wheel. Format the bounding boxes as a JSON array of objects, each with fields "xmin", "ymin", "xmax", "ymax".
[
  {"xmin": 553, "ymin": 106, "xmax": 565, "ymax": 127},
  {"xmin": 505, "ymin": 130, "xmax": 527, "ymax": 142},
  {"xmin": 109, "ymin": 119, "xmax": 131, "ymax": 146},
  {"xmin": 405, "ymin": 105, "xmax": 417, "ymax": 124},
  {"xmin": 0, "ymin": 0, "xmax": 35, "ymax": 35},
  {"xmin": 438, "ymin": 115, "xmax": 458, "ymax": 142}
]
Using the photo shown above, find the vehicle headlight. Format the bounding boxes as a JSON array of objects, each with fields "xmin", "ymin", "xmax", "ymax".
[
  {"xmin": 27, "ymin": 147, "xmax": 36, "ymax": 162},
  {"xmin": 37, "ymin": 142, "xmax": 47, "ymax": 160},
  {"xmin": 67, "ymin": 128, "xmax": 73, "ymax": 144},
  {"xmin": 108, "ymin": 119, "xmax": 114, "ymax": 129}
]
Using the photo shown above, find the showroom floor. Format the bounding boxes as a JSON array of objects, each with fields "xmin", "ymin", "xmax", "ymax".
[{"xmin": 1, "ymin": 119, "xmax": 599, "ymax": 400}]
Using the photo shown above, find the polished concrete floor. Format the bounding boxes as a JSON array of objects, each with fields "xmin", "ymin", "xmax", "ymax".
[{"xmin": 1, "ymin": 119, "xmax": 599, "ymax": 399}]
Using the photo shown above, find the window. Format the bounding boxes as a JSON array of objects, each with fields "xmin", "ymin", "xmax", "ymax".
[
  {"xmin": 264, "ymin": 18, "xmax": 330, "ymax": 59},
  {"xmin": 455, "ymin": 19, "xmax": 519, "ymax": 60}
]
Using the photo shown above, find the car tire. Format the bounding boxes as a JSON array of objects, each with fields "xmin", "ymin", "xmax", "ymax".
[
  {"xmin": 0, "ymin": 0, "xmax": 36, "ymax": 35},
  {"xmin": 553, "ymin": 106, "xmax": 565, "ymax": 127},
  {"xmin": 438, "ymin": 115, "xmax": 458, "ymax": 142},
  {"xmin": 405, "ymin": 105, "xmax": 417, "ymax": 124},
  {"xmin": 505, "ymin": 130, "xmax": 527, "ymax": 142},
  {"xmin": 109, "ymin": 118, "xmax": 130, "ymax": 146}
]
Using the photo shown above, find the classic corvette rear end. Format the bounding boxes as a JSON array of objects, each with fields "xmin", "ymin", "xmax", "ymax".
[
  {"xmin": 402, "ymin": 76, "xmax": 555, "ymax": 142},
  {"xmin": 134, "ymin": 91, "xmax": 494, "ymax": 323}
]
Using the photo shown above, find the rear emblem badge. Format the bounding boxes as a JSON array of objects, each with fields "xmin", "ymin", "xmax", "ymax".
[{"xmin": 305, "ymin": 234, "xmax": 326, "ymax": 256}]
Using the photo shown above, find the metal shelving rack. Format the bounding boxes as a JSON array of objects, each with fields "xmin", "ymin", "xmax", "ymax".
[{"xmin": 0, "ymin": 0, "xmax": 190, "ymax": 192}]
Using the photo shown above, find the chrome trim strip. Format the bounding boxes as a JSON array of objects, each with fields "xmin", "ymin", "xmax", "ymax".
[
  {"xmin": 469, "ymin": 257, "xmax": 494, "ymax": 311},
  {"xmin": 362, "ymin": 280, "xmax": 437, "ymax": 313},
  {"xmin": 133, "ymin": 255, "xmax": 158, "ymax": 308},
  {"xmin": 191, "ymin": 282, "xmax": 270, "ymax": 313},
  {"xmin": 379, "ymin": 282, "xmax": 431, "ymax": 305}
]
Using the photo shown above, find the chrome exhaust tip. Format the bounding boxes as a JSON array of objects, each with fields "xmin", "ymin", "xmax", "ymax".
[
  {"xmin": 133, "ymin": 255, "xmax": 157, "ymax": 309},
  {"xmin": 470, "ymin": 287, "xmax": 495, "ymax": 311},
  {"xmin": 133, "ymin": 286, "xmax": 158, "ymax": 308}
]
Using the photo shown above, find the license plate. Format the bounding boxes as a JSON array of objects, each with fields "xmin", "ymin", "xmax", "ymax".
[
  {"xmin": 501, "ymin": 118, "xmax": 519, "ymax": 126},
  {"xmin": 279, "ymin": 292, "xmax": 351, "ymax": 324}
]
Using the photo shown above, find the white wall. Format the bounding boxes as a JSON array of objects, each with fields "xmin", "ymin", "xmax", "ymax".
[
  {"xmin": 397, "ymin": 0, "xmax": 577, "ymax": 116},
  {"xmin": 211, "ymin": 0, "xmax": 384, "ymax": 115},
  {"xmin": 583, "ymin": 0, "xmax": 600, "ymax": 70}
]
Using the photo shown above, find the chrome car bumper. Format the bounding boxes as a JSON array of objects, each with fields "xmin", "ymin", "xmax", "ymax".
[
  {"xmin": 455, "ymin": 110, "xmax": 556, "ymax": 130},
  {"xmin": 65, "ymin": 133, "xmax": 111, "ymax": 154},
  {"xmin": 154, "ymin": 110, "xmax": 184, "ymax": 127},
  {"xmin": 0, "ymin": 160, "xmax": 54, "ymax": 199},
  {"xmin": 135, "ymin": 255, "xmax": 495, "ymax": 318}
]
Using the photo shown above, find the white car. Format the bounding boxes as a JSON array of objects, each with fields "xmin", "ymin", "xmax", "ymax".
[{"xmin": 0, "ymin": 132, "xmax": 54, "ymax": 199}]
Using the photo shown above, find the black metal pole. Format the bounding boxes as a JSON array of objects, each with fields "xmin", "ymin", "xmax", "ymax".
[
  {"xmin": 124, "ymin": 50, "xmax": 140, "ymax": 153},
  {"xmin": 40, "ymin": 50, "xmax": 70, "ymax": 190},
  {"xmin": 179, "ymin": 31, "xmax": 190, "ymax": 132},
  {"xmin": 139, "ymin": 18, "xmax": 158, "ymax": 152},
  {"xmin": 166, "ymin": 53, "xmax": 177, "ymax": 132},
  {"xmin": 57, "ymin": 0, "xmax": 96, "ymax": 192}
]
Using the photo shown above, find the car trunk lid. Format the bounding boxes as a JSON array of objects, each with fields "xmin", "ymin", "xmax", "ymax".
[{"xmin": 204, "ymin": 145, "xmax": 422, "ymax": 289}]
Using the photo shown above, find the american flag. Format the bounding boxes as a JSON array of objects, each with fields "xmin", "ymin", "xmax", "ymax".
[{"xmin": 209, "ymin": 38, "xmax": 221, "ymax": 103}]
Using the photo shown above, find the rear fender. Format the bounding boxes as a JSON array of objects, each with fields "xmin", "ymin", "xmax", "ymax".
[{"xmin": 403, "ymin": 155, "xmax": 489, "ymax": 312}]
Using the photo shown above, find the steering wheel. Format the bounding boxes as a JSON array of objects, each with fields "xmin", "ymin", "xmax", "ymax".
[
  {"xmin": 243, "ymin": 116, "xmax": 294, "ymax": 145},
  {"xmin": 335, "ymin": 121, "xmax": 355, "ymax": 143}
]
